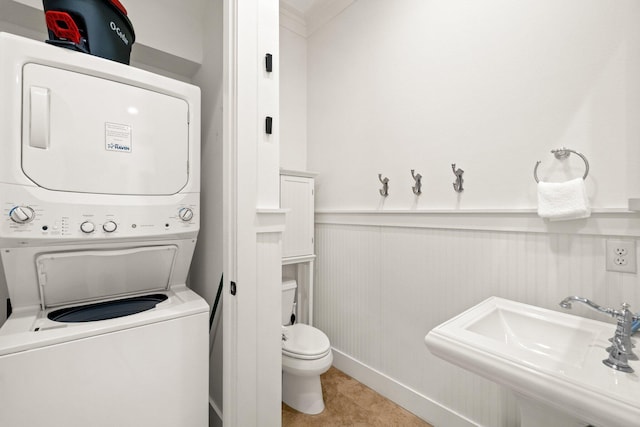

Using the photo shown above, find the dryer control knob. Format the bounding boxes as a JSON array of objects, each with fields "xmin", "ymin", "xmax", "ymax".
[
  {"xmin": 178, "ymin": 208, "xmax": 194, "ymax": 222},
  {"xmin": 9, "ymin": 206, "xmax": 35, "ymax": 224},
  {"xmin": 103, "ymin": 221, "xmax": 117, "ymax": 233},
  {"xmin": 80, "ymin": 221, "xmax": 95, "ymax": 233}
]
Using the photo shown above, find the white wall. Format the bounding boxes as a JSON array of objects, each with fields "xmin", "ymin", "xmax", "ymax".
[
  {"xmin": 126, "ymin": 0, "xmax": 204, "ymax": 65},
  {"xmin": 190, "ymin": 0, "xmax": 224, "ymax": 424},
  {"xmin": 302, "ymin": 1, "xmax": 640, "ymax": 425},
  {"xmin": 307, "ymin": 0, "xmax": 640, "ymax": 210},
  {"xmin": 280, "ymin": 25, "xmax": 308, "ymax": 171}
]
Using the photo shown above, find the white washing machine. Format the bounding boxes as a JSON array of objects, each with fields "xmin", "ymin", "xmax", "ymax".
[{"xmin": 0, "ymin": 33, "xmax": 208, "ymax": 427}]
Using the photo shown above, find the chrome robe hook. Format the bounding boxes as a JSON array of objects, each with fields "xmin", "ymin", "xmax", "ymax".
[
  {"xmin": 452, "ymin": 164, "xmax": 464, "ymax": 193},
  {"xmin": 411, "ymin": 169, "xmax": 422, "ymax": 195},
  {"xmin": 378, "ymin": 174, "xmax": 389, "ymax": 197}
]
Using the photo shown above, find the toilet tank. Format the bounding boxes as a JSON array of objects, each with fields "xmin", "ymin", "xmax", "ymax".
[{"xmin": 282, "ymin": 279, "xmax": 297, "ymax": 325}]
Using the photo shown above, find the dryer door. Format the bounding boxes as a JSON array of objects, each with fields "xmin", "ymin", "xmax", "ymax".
[{"xmin": 21, "ymin": 63, "xmax": 189, "ymax": 195}]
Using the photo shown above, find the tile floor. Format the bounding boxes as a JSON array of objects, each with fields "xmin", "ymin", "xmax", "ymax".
[{"xmin": 282, "ymin": 367, "xmax": 433, "ymax": 426}]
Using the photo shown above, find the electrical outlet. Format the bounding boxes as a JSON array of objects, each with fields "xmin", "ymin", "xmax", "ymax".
[{"xmin": 606, "ymin": 239, "xmax": 637, "ymax": 273}]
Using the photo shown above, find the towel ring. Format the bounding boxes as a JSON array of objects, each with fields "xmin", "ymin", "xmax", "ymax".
[{"xmin": 533, "ymin": 147, "xmax": 589, "ymax": 183}]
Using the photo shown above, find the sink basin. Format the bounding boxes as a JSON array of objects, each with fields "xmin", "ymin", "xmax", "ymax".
[{"xmin": 425, "ymin": 297, "xmax": 640, "ymax": 427}]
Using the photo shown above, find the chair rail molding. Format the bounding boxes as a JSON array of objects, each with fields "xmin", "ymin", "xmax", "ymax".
[{"xmin": 315, "ymin": 209, "xmax": 640, "ymax": 237}]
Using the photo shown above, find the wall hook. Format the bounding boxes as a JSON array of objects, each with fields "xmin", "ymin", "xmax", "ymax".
[
  {"xmin": 411, "ymin": 169, "xmax": 422, "ymax": 195},
  {"xmin": 378, "ymin": 174, "xmax": 389, "ymax": 197},
  {"xmin": 451, "ymin": 164, "xmax": 464, "ymax": 193}
]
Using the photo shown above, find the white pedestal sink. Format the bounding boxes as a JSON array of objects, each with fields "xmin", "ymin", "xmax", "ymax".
[{"xmin": 424, "ymin": 297, "xmax": 640, "ymax": 427}]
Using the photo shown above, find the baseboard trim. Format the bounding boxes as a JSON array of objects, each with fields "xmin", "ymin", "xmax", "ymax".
[{"xmin": 331, "ymin": 348, "xmax": 477, "ymax": 427}]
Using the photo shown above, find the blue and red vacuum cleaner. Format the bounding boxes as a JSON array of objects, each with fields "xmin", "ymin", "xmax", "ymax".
[{"xmin": 42, "ymin": 0, "xmax": 135, "ymax": 64}]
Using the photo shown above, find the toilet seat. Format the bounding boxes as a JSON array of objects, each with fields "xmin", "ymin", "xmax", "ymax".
[{"xmin": 282, "ymin": 324, "xmax": 331, "ymax": 360}]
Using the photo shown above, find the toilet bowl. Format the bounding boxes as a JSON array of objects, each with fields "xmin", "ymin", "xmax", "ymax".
[{"xmin": 282, "ymin": 280, "xmax": 333, "ymax": 414}]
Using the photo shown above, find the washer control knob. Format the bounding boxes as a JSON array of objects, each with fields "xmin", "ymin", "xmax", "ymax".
[
  {"xmin": 178, "ymin": 208, "xmax": 194, "ymax": 222},
  {"xmin": 9, "ymin": 206, "xmax": 35, "ymax": 224},
  {"xmin": 103, "ymin": 221, "xmax": 117, "ymax": 233},
  {"xmin": 80, "ymin": 221, "xmax": 95, "ymax": 234}
]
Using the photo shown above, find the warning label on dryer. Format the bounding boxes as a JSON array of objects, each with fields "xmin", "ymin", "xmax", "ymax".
[{"xmin": 105, "ymin": 122, "xmax": 132, "ymax": 153}]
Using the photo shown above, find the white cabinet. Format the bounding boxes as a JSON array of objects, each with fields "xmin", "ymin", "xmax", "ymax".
[
  {"xmin": 280, "ymin": 170, "xmax": 316, "ymax": 325},
  {"xmin": 280, "ymin": 171, "xmax": 315, "ymax": 258}
]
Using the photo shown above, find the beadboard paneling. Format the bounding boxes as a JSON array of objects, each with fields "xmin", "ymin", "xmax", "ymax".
[{"xmin": 314, "ymin": 223, "xmax": 640, "ymax": 426}]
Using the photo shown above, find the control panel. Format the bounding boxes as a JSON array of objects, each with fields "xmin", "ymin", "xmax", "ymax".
[{"xmin": 0, "ymin": 186, "xmax": 199, "ymax": 244}]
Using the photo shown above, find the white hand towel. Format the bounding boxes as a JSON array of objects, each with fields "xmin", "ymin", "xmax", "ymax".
[{"xmin": 537, "ymin": 178, "xmax": 591, "ymax": 221}]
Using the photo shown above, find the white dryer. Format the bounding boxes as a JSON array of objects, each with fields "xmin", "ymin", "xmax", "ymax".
[{"xmin": 0, "ymin": 33, "xmax": 208, "ymax": 427}]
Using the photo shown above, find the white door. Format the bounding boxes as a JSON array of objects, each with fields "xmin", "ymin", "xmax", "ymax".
[
  {"xmin": 280, "ymin": 175, "xmax": 314, "ymax": 258},
  {"xmin": 223, "ymin": 0, "xmax": 282, "ymax": 425}
]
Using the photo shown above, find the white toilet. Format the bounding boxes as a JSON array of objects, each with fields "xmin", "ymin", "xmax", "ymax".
[{"xmin": 281, "ymin": 279, "xmax": 333, "ymax": 414}]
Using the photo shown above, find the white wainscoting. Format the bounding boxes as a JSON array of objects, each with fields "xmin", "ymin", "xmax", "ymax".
[{"xmin": 314, "ymin": 212, "xmax": 640, "ymax": 426}]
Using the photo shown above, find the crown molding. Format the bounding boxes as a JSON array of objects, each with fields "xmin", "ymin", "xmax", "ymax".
[
  {"xmin": 279, "ymin": 0, "xmax": 354, "ymax": 38},
  {"xmin": 279, "ymin": 2, "xmax": 307, "ymax": 37},
  {"xmin": 306, "ymin": 0, "xmax": 354, "ymax": 36}
]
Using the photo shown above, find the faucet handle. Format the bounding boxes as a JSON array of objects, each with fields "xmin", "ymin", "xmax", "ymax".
[
  {"xmin": 604, "ymin": 302, "xmax": 634, "ymax": 319},
  {"xmin": 603, "ymin": 345, "xmax": 634, "ymax": 373},
  {"xmin": 613, "ymin": 302, "xmax": 636, "ymax": 319},
  {"xmin": 621, "ymin": 303, "xmax": 640, "ymax": 324},
  {"xmin": 622, "ymin": 303, "xmax": 640, "ymax": 322}
]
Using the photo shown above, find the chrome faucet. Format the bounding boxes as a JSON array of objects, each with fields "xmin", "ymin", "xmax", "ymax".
[
  {"xmin": 559, "ymin": 296, "xmax": 639, "ymax": 373},
  {"xmin": 559, "ymin": 296, "xmax": 618, "ymax": 315}
]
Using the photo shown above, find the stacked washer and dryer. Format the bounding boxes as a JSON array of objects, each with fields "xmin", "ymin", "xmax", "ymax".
[{"xmin": 0, "ymin": 33, "xmax": 208, "ymax": 427}]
